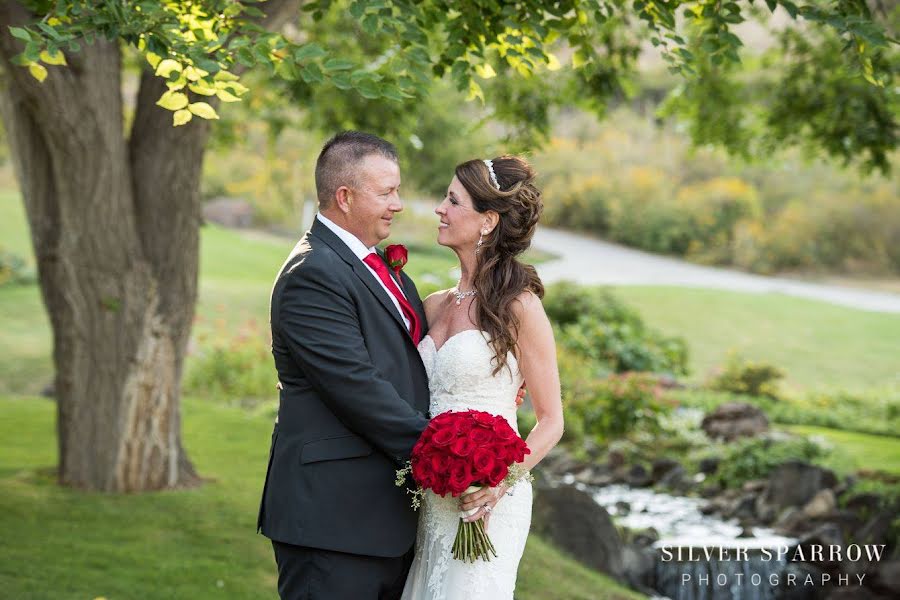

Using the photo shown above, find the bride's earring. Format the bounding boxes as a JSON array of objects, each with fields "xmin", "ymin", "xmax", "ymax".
[{"xmin": 475, "ymin": 229, "xmax": 486, "ymax": 256}]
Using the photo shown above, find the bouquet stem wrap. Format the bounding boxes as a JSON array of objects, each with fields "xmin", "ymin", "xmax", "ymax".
[{"xmin": 452, "ymin": 485, "xmax": 498, "ymax": 562}]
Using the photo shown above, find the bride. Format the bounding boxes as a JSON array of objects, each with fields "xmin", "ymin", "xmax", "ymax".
[{"xmin": 401, "ymin": 156, "xmax": 564, "ymax": 599}]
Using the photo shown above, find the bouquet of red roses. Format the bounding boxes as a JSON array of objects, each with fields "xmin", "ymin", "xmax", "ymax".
[{"xmin": 395, "ymin": 409, "xmax": 531, "ymax": 562}]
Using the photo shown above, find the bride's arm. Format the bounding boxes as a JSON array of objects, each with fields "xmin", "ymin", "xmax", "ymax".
[{"xmin": 461, "ymin": 290, "xmax": 564, "ymax": 521}]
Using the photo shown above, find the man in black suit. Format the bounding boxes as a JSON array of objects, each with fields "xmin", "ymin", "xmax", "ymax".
[{"xmin": 257, "ymin": 131, "xmax": 431, "ymax": 599}]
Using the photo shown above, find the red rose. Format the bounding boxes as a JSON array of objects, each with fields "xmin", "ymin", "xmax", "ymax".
[
  {"xmin": 429, "ymin": 453, "xmax": 451, "ymax": 475},
  {"xmin": 452, "ymin": 417, "xmax": 474, "ymax": 435},
  {"xmin": 431, "ymin": 428, "xmax": 456, "ymax": 447},
  {"xmin": 472, "ymin": 411, "xmax": 496, "ymax": 426},
  {"xmin": 472, "ymin": 448, "xmax": 496, "ymax": 477},
  {"xmin": 450, "ymin": 436, "xmax": 476, "ymax": 457},
  {"xmin": 384, "ymin": 244, "xmax": 408, "ymax": 278},
  {"xmin": 487, "ymin": 461, "xmax": 509, "ymax": 487},
  {"xmin": 468, "ymin": 427, "xmax": 493, "ymax": 445},
  {"xmin": 491, "ymin": 419, "xmax": 516, "ymax": 440},
  {"xmin": 448, "ymin": 460, "xmax": 474, "ymax": 495}
]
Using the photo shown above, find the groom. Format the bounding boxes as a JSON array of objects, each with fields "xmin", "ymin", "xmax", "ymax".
[{"xmin": 257, "ymin": 131, "xmax": 431, "ymax": 599}]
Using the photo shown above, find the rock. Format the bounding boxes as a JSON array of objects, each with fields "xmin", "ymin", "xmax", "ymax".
[
  {"xmin": 873, "ymin": 560, "xmax": 900, "ymax": 597},
  {"xmin": 844, "ymin": 492, "xmax": 883, "ymax": 516},
  {"xmin": 658, "ymin": 465, "xmax": 689, "ymax": 492},
  {"xmin": 755, "ymin": 494, "xmax": 777, "ymax": 524},
  {"xmin": 621, "ymin": 544, "xmax": 657, "ymax": 593},
  {"xmin": 607, "ymin": 448, "xmax": 626, "ymax": 469},
  {"xmin": 202, "ymin": 197, "xmax": 254, "ymax": 228},
  {"xmin": 701, "ymin": 401, "xmax": 769, "ymax": 441},
  {"xmin": 699, "ymin": 456, "xmax": 720, "ymax": 474},
  {"xmin": 727, "ymin": 494, "xmax": 758, "ymax": 520},
  {"xmin": 651, "ymin": 458, "xmax": 680, "ymax": 482},
  {"xmin": 699, "ymin": 482, "xmax": 722, "ymax": 498},
  {"xmin": 614, "ymin": 500, "xmax": 631, "ymax": 516},
  {"xmin": 625, "ymin": 464, "xmax": 652, "ymax": 487},
  {"xmin": 531, "ymin": 485, "xmax": 625, "ymax": 579},
  {"xmin": 775, "ymin": 562, "xmax": 824, "ymax": 600},
  {"xmin": 742, "ymin": 478, "xmax": 767, "ymax": 493},
  {"xmin": 802, "ymin": 489, "xmax": 837, "ymax": 519},
  {"xmin": 854, "ymin": 508, "xmax": 899, "ymax": 556},
  {"xmin": 573, "ymin": 464, "xmax": 614, "ymax": 487},
  {"xmin": 795, "ymin": 523, "xmax": 844, "ymax": 567},
  {"xmin": 823, "ymin": 588, "xmax": 879, "ymax": 600},
  {"xmin": 774, "ymin": 507, "xmax": 805, "ymax": 534},
  {"xmin": 764, "ymin": 460, "xmax": 838, "ymax": 512}
]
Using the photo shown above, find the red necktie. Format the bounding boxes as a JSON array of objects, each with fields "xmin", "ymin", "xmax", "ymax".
[{"xmin": 363, "ymin": 253, "xmax": 422, "ymax": 345}]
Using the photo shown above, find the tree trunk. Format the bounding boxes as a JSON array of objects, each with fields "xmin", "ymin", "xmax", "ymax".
[{"xmin": 0, "ymin": 2, "xmax": 208, "ymax": 491}]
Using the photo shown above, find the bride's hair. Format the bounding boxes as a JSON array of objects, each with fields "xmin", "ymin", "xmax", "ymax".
[{"xmin": 455, "ymin": 155, "xmax": 544, "ymax": 376}]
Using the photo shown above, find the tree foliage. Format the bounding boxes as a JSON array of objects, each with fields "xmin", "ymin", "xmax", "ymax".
[{"xmin": 7, "ymin": 0, "xmax": 897, "ymax": 171}]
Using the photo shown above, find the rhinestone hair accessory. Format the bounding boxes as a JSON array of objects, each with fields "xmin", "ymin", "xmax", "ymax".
[{"xmin": 483, "ymin": 159, "xmax": 501, "ymax": 191}]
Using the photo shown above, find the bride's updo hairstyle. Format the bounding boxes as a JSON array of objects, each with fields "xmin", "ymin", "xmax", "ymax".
[{"xmin": 455, "ymin": 155, "xmax": 544, "ymax": 376}]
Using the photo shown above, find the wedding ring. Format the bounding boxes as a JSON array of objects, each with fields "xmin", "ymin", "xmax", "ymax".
[{"xmin": 484, "ymin": 504, "xmax": 492, "ymax": 514}]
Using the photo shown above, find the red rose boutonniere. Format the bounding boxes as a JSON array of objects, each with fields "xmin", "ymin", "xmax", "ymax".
[{"xmin": 384, "ymin": 244, "xmax": 409, "ymax": 280}]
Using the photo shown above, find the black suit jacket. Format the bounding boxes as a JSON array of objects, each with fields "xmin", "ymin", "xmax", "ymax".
[{"xmin": 257, "ymin": 218, "xmax": 431, "ymax": 557}]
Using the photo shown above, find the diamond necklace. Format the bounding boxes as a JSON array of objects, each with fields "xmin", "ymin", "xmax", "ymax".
[{"xmin": 453, "ymin": 282, "xmax": 477, "ymax": 306}]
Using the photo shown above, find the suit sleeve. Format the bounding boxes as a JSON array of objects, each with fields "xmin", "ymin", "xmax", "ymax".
[{"xmin": 277, "ymin": 263, "xmax": 429, "ymax": 465}]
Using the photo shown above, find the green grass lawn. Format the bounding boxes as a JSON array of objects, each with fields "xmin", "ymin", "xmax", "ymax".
[
  {"xmin": 611, "ymin": 286, "xmax": 900, "ymax": 393},
  {"xmin": 780, "ymin": 424, "xmax": 900, "ymax": 476},
  {"xmin": 0, "ymin": 395, "xmax": 642, "ymax": 600}
]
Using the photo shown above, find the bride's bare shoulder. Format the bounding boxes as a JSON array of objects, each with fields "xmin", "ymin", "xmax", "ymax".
[{"xmin": 423, "ymin": 289, "xmax": 453, "ymax": 321}]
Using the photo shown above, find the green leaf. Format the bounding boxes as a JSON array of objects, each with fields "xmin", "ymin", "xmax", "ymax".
[
  {"xmin": 356, "ymin": 79, "xmax": 381, "ymax": 99},
  {"xmin": 9, "ymin": 27, "xmax": 31, "ymax": 42},
  {"xmin": 173, "ymin": 109, "xmax": 193, "ymax": 126},
  {"xmin": 28, "ymin": 63, "xmax": 47, "ymax": 82},
  {"xmin": 156, "ymin": 91, "xmax": 189, "ymax": 110},
  {"xmin": 330, "ymin": 72, "xmax": 352, "ymax": 90},
  {"xmin": 293, "ymin": 43, "xmax": 326, "ymax": 62},
  {"xmin": 188, "ymin": 102, "xmax": 219, "ymax": 120},
  {"xmin": 300, "ymin": 63, "xmax": 324, "ymax": 84},
  {"xmin": 323, "ymin": 58, "xmax": 355, "ymax": 72}
]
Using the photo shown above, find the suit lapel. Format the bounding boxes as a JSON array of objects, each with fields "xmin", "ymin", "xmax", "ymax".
[{"xmin": 310, "ymin": 220, "xmax": 412, "ymax": 341}]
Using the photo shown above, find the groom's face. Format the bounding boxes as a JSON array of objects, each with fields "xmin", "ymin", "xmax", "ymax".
[{"xmin": 345, "ymin": 155, "xmax": 403, "ymax": 247}]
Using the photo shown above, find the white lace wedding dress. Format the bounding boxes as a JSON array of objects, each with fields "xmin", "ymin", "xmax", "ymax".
[{"xmin": 400, "ymin": 329, "xmax": 533, "ymax": 600}]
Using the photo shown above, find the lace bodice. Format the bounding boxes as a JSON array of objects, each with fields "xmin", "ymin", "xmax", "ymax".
[
  {"xmin": 401, "ymin": 329, "xmax": 532, "ymax": 600},
  {"xmin": 418, "ymin": 329, "xmax": 523, "ymax": 429}
]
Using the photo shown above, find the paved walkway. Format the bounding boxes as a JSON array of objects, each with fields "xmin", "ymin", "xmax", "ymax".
[{"xmin": 530, "ymin": 227, "xmax": 900, "ymax": 314}]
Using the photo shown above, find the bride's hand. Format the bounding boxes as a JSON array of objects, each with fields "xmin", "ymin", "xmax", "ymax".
[{"xmin": 460, "ymin": 483, "xmax": 510, "ymax": 528}]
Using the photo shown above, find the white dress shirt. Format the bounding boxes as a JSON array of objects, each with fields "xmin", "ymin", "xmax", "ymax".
[{"xmin": 316, "ymin": 212, "xmax": 410, "ymax": 328}]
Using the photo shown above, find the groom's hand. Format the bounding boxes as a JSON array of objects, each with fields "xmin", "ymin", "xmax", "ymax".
[{"xmin": 515, "ymin": 382, "xmax": 527, "ymax": 407}]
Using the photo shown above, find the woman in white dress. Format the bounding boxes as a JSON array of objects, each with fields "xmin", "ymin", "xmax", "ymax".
[{"xmin": 401, "ymin": 156, "xmax": 565, "ymax": 600}]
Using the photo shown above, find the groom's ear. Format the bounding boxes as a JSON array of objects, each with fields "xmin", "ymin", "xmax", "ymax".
[{"xmin": 335, "ymin": 186, "xmax": 353, "ymax": 213}]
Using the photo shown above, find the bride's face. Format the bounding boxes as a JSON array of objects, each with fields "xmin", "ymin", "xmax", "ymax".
[{"xmin": 435, "ymin": 176, "xmax": 490, "ymax": 251}]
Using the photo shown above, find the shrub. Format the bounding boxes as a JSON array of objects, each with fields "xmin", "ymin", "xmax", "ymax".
[
  {"xmin": 544, "ymin": 283, "xmax": 690, "ymax": 376},
  {"xmin": 0, "ymin": 247, "xmax": 36, "ymax": 286},
  {"xmin": 577, "ymin": 372, "xmax": 677, "ymax": 439},
  {"xmin": 184, "ymin": 318, "xmax": 276, "ymax": 403},
  {"xmin": 708, "ymin": 351, "xmax": 784, "ymax": 399},
  {"xmin": 711, "ymin": 435, "xmax": 827, "ymax": 489}
]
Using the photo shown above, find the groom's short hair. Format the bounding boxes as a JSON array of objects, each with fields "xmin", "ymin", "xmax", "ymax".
[{"xmin": 315, "ymin": 131, "xmax": 399, "ymax": 209}]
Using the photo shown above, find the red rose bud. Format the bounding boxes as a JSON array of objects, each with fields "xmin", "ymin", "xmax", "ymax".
[
  {"xmin": 431, "ymin": 428, "xmax": 456, "ymax": 446},
  {"xmin": 472, "ymin": 411, "xmax": 496, "ymax": 426},
  {"xmin": 468, "ymin": 427, "xmax": 493, "ymax": 445},
  {"xmin": 472, "ymin": 448, "xmax": 496, "ymax": 476},
  {"xmin": 450, "ymin": 436, "xmax": 476, "ymax": 457},
  {"xmin": 384, "ymin": 244, "xmax": 408, "ymax": 275}
]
